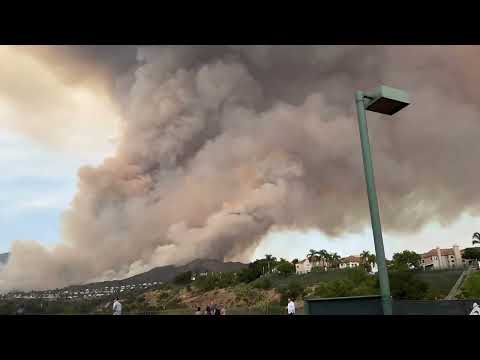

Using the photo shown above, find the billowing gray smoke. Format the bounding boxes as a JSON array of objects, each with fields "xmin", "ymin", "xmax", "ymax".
[{"xmin": 2, "ymin": 45, "xmax": 480, "ymax": 291}]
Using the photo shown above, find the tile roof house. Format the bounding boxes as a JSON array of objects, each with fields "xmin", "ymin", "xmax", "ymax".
[
  {"xmin": 420, "ymin": 245, "xmax": 467, "ymax": 270},
  {"xmin": 339, "ymin": 256, "xmax": 362, "ymax": 269},
  {"xmin": 295, "ymin": 258, "xmax": 313, "ymax": 274}
]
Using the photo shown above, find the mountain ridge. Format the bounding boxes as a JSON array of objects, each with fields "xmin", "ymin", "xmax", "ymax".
[{"xmin": 65, "ymin": 258, "xmax": 248, "ymax": 290}]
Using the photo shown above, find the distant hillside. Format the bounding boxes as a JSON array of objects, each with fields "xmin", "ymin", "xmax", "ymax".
[
  {"xmin": 67, "ymin": 259, "xmax": 248, "ymax": 290},
  {"xmin": 0, "ymin": 253, "xmax": 9, "ymax": 266}
]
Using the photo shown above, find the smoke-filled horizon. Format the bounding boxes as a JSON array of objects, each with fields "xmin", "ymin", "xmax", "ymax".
[{"xmin": 1, "ymin": 45, "xmax": 479, "ymax": 291}]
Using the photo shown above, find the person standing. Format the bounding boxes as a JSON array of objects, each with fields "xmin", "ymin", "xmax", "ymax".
[
  {"xmin": 112, "ymin": 297, "xmax": 122, "ymax": 315},
  {"xmin": 195, "ymin": 306, "xmax": 202, "ymax": 315},
  {"xmin": 220, "ymin": 304, "xmax": 226, "ymax": 315},
  {"xmin": 211, "ymin": 303, "xmax": 217, "ymax": 315},
  {"xmin": 16, "ymin": 303, "xmax": 25, "ymax": 315},
  {"xmin": 470, "ymin": 302, "xmax": 480, "ymax": 315},
  {"xmin": 205, "ymin": 305, "xmax": 211, "ymax": 315},
  {"xmin": 287, "ymin": 298, "xmax": 295, "ymax": 315}
]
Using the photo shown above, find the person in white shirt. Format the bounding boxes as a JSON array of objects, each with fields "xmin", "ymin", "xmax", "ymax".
[
  {"xmin": 112, "ymin": 298, "xmax": 122, "ymax": 315},
  {"xmin": 470, "ymin": 302, "xmax": 480, "ymax": 315},
  {"xmin": 287, "ymin": 298, "xmax": 295, "ymax": 315}
]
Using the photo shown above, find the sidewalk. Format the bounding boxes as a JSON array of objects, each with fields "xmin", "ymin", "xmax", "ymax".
[{"xmin": 445, "ymin": 266, "xmax": 473, "ymax": 300}]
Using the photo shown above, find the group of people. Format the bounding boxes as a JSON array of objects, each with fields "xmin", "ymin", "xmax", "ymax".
[
  {"xmin": 195, "ymin": 303, "xmax": 226, "ymax": 315},
  {"xmin": 111, "ymin": 297, "xmax": 296, "ymax": 315}
]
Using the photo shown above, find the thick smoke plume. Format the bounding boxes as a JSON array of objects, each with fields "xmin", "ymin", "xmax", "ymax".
[{"xmin": 1, "ymin": 45, "xmax": 480, "ymax": 291}]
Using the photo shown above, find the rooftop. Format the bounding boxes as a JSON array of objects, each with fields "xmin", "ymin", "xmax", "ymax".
[
  {"xmin": 341, "ymin": 256, "xmax": 362, "ymax": 263},
  {"xmin": 422, "ymin": 248, "xmax": 456, "ymax": 258}
]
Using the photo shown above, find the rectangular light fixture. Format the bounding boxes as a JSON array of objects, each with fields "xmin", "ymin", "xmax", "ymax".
[{"xmin": 365, "ymin": 85, "xmax": 410, "ymax": 115}]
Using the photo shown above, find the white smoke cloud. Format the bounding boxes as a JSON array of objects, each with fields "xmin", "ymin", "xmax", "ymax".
[{"xmin": 2, "ymin": 45, "xmax": 480, "ymax": 291}]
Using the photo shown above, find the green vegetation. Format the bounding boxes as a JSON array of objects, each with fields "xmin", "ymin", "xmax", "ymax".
[
  {"xmin": 459, "ymin": 271, "xmax": 480, "ymax": 299},
  {"xmin": 306, "ymin": 249, "xmax": 341, "ymax": 270},
  {"xmin": 276, "ymin": 260, "xmax": 295, "ymax": 276},
  {"xmin": 237, "ymin": 267, "xmax": 260, "ymax": 283},
  {"xmin": 360, "ymin": 251, "xmax": 376, "ymax": 273},
  {"xmin": 270, "ymin": 268, "xmax": 349, "ymax": 288},
  {"xmin": 232, "ymin": 284, "xmax": 266, "ymax": 306},
  {"xmin": 2, "ymin": 248, "xmax": 467, "ymax": 315},
  {"xmin": 194, "ymin": 272, "xmax": 238, "ymax": 291},
  {"xmin": 311, "ymin": 268, "xmax": 377, "ymax": 299},
  {"xmin": 391, "ymin": 250, "xmax": 422, "ymax": 270},
  {"xmin": 415, "ymin": 269, "xmax": 463, "ymax": 296},
  {"xmin": 388, "ymin": 270, "xmax": 428, "ymax": 300},
  {"xmin": 0, "ymin": 299, "xmax": 106, "ymax": 315},
  {"xmin": 174, "ymin": 271, "xmax": 193, "ymax": 285},
  {"xmin": 251, "ymin": 276, "xmax": 272, "ymax": 290},
  {"xmin": 278, "ymin": 280, "xmax": 305, "ymax": 305},
  {"xmin": 462, "ymin": 247, "xmax": 480, "ymax": 261}
]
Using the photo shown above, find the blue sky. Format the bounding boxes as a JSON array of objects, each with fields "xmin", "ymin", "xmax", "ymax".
[{"xmin": 0, "ymin": 129, "xmax": 109, "ymax": 253}]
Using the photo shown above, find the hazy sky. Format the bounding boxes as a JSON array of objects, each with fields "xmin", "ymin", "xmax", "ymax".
[{"xmin": 0, "ymin": 44, "xmax": 478, "ymax": 265}]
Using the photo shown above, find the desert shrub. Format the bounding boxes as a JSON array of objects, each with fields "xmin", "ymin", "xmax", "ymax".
[
  {"xmin": 278, "ymin": 280, "xmax": 305, "ymax": 305},
  {"xmin": 195, "ymin": 272, "xmax": 238, "ymax": 291},
  {"xmin": 233, "ymin": 284, "xmax": 265, "ymax": 306},
  {"xmin": 286, "ymin": 280, "xmax": 305, "ymax": 299},
  {"xmin": 251, "ymin": 276, "xmax": 272, "ymax": 290}
]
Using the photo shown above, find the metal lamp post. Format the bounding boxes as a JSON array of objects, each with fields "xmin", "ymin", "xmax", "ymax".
[{"xmin": 355, "ymin": 85, "xmax": 410, "ymax": 315}]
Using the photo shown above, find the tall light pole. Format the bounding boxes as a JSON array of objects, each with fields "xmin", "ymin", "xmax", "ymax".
[{"xmin": 355, "ymin": 85, "xmax": 410, "ymax": 315}]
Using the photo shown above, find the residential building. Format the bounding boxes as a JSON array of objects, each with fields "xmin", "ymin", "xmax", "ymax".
[
  {"xmin": 339, "ymin": 256, "xmax": 362, "ymax": 269},
  {"xmin": 420, "ymin": 245, "xmax": 467, "ymax": 270},
  {"xmin": 295, "ymin": 258, "xmax": 329, "ymax": 274},
  {"xmin": 295, "ymin": 258, "xmax": 312, "ymax": 274}
]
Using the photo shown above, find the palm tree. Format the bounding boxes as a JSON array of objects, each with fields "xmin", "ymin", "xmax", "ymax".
[
  {"xmin": 329, "ymin": 252, "xmax": 341, "ymax": 269},
  {"xmin": 307, "ymin": 249, "xmax": 317, "ymax": 263},
  {"xmin": 318, "ymin": 250, "xmax": 329, "ymax": 269},
  {"xmin": 473, "ymin": 232, "xmax": 480, "ymax": 245},
  {"xmin": 264, "ymin": 254, "xmax": 276, "ymax": 273},
  {"xmin": 367, "ymin": 254, "xmax": 376, "ymax": 272},
  {"xmin": 360, "ymin": 250, "xmax": 370, "ymax": 261},
  {"xmin": 360, "ymin": 251, "xmax": 372, "ymax": 272}
]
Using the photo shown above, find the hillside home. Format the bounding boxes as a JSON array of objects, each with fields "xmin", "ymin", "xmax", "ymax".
[
  {"xmin": 339, "ymin": 256, "xmax": 362, "ymax": 269},
  {"xmin": 420, "ymin": 245, "xmax": 467, "ymax": 270},
  {"xmin": 295, "ymin": 258, "xmax": 329, "ymax": 274}
]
